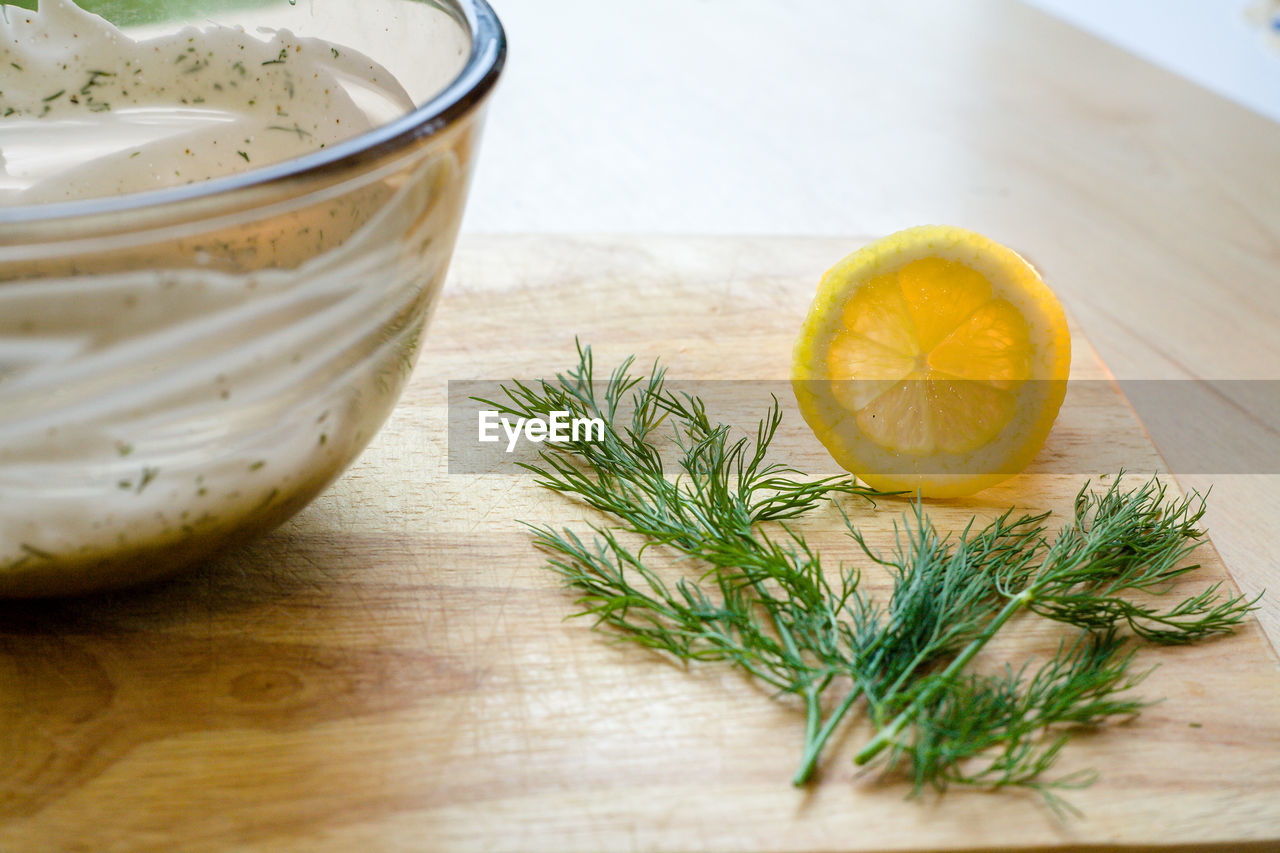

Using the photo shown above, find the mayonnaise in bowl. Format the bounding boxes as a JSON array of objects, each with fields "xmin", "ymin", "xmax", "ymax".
[
  {"xmin": 0, "ymin": 0, "xmax": 417, "ymax": 203},
  {"xmin": 0, "ymin": 0, "xmax": 503, "ymax": 595}
]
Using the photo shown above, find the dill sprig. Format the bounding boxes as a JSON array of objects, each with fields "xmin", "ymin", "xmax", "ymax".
[
  {"xmin": 896, "ymin": 630, "xmax": 1148, "ymax": 818},
  {"xmin": 476, "ymin": 342, "xmax": 890, "ymax": 776},
  {"xmin": 476, "ymin": 341, "xmax": 885, "ymax": 532},
  {"xmin": 485, "ymin": 344, "xmax": 1259, "ymax": 808},
  {"xmin": 854, "ymin": 477, "xmax": 1258, "ymax": 776}
]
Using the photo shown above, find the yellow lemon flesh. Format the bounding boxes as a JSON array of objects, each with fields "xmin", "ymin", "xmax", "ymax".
[{"xmin": 792, "ymin": 226, "xmax": 1070, "ymax": 497}]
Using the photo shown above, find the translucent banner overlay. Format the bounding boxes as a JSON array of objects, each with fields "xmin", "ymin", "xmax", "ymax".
[{"xmin": 447, "ymin": 380, "xmax": 1280, "ymax": 476}]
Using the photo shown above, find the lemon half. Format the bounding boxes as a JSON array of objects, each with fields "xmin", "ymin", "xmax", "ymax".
[{"xmin": 792, "ymin": 226, "xmax": 1070, "ymax": 497}]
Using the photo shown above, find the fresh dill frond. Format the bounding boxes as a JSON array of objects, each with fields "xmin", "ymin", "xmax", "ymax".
[
  {"xmin": 853, "ymin": 475, "xmax": 1259, "ymax": 783},
  {"xmin": 1021, "ymin": 477, "xmax": 1257, "ymax": 642},
  {"xmin": 492, "ymin": 343, "xmax": 1259, "ymax": 810},
  {"xmin": 475, "ymin": 339, "xmax": 886, "ymax": 538},
  {"xmin": 898, "ymin": 629, "xmax": 1148, "ymax": 819},
  {"xmin": 477, "ymin": 340, "xmax": 890, "ymax": 780}
]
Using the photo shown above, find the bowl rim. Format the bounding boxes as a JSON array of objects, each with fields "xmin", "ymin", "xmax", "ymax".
[{"xmin": 0, "ymin": 0, "xmax": 506, "ymax": 226}]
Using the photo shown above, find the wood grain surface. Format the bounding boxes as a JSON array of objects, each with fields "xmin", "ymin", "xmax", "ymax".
[
  {"xmin": 471, "ymin": 0, "xmax": 1280, "ymax": 652},
  {"xmin": 3, "ymin": 236, "xmax": 1279, "ymax": 852}
]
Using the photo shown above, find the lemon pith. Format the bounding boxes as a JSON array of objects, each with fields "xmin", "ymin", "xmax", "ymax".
[{"xmin": 792, "ymin": 226, "xmax": 1071, "ymax": 498}]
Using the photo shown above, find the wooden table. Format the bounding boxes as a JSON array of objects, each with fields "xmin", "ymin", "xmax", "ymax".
[
  {"xmin": 5, "ymin": 0, "xmax": 1280, "ymax": 850},
  {"xmin": 5, "ymin": 235, "xmax": 1280, "ymax": 851}
]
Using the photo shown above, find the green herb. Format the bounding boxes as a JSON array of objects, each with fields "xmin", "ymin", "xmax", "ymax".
[
  {"xmin": 20, "ymin": 542, "xmax": 54, "ymax": 560},
  {"xmin": 42, "ymin": 89, "xmax": 65, "ymax": 102},
  {"xmin": 237, "ymin": 150, "xmax": 250, "ymax": 162},
  {"xmin": 262, "ymin": 48, "xmax": 288, "ymax": 66},
  {"xmin": 136, "ymin": 466, "xmax": 159, "ymax": 493},
  {"xmin": 79, "ymin": 69, "xmax": 114, "ymax": 95},
  {"xmin": 266, "ymin": 123, "xmax": 310, "ymax": 139},
  {"xmin": 487, "ymin": 344, "xmax": 1257, "ymax": 813},
  {"xmin": 849, "ymin": 476, "xmax": 1255, "ymax": 810}
]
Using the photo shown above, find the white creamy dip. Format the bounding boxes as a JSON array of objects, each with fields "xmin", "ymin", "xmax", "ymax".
[
  {"xmin": 0, "ymin": 0, "xmax": 472, "ymax": 595},
  {"xmin": 0, "ymin": 0, "xmax": 414, "ymax": 203}
]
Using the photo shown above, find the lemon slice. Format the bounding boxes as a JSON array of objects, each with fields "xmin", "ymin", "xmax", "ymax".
[{"xmin": 792, "ymin": 226, "xmax": 1070, "ymax": 497}]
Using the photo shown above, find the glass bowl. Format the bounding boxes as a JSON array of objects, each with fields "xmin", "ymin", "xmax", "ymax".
[{"xmin": 0, "ymin": 0, "xmax": 505, "ymax": 596}]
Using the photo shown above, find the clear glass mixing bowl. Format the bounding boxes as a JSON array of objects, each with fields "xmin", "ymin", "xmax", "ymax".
[{"xmin": 0, "ymin": 0, "xmax": 504, "ymax": 596}]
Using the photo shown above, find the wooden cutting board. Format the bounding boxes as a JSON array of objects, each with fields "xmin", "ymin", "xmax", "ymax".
[{"xmin": 3, "ymin": 236, "xmax": 1280, "ymax": 852}]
